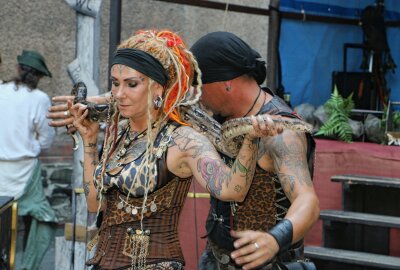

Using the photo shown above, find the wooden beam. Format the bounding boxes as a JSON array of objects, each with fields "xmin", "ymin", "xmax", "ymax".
[{"xmin": 152, "ymin": 0, "xmax": 400, "ymax": 27}]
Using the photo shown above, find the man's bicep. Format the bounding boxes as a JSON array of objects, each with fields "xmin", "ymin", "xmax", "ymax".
[{"xmin": 267, "ymin": 131, "xmax": 313, "ymax": 201}]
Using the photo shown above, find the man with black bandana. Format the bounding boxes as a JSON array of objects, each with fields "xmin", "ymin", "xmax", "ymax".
[{"xmin": 191, "ymin": 32, "xmax": 319, "ymax": 270}]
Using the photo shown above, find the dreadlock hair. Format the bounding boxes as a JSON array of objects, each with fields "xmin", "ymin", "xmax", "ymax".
[
  {"xmin": 95, "ymin": 29, "xmax": 203, "ymax": 217},
  {"xmin": 6, "ymin": 64, "xmax": 45, "ymax": 90}
]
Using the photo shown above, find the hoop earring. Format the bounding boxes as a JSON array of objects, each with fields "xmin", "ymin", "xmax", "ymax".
[{"xmin": 153, "ymin": 96, "xmax": 163, "ymax": 109}]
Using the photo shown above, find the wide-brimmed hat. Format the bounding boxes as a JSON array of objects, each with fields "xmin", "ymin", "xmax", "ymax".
[{"xmin": 17, "ymin": 50, "xmax": 52, "ymax": 77}]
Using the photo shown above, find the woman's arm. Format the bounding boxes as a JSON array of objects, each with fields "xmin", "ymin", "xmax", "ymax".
[
  {"xmin": 167, "ymin": 126, "xmax": 259, "ymax": 202},
  {"xmin": 69, "ymin": 102, "xmax": 102, "ymax": 212}
]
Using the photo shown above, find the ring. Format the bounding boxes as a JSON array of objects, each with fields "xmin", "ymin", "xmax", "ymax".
[
  {"xmin": 254, "ymin": 242, "xmax": 260, "ymax": 250},
  {"xmin": 64, "ymin": 111, "xmax": 69, "ymax": 117}
]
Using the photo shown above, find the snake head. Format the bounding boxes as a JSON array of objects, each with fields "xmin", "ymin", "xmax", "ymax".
[
  {"xmin": 70, "ymin": 81, "xmax": 113, "ymax": 122},
  {"xmin": 71, "ymin": 81, "xmax": 88, "ymax": 104}
]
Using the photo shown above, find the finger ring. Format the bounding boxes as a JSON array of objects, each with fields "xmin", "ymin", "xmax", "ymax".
[
  {"xmin": 254, "ymin": 242, "xmax": 260, "ymax": 250},
  {"xmin": 64, "ymin": 111, "xmax": 69, "ymax": 117}
]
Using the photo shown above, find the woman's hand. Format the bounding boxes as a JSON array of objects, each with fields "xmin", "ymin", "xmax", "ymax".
[
  {"xmin": 47, "ymin": 95, "xmax": 76, "ymax": 129},
  {"xmin": 69, "ymin": 100, "xmax": 100, "ymax": 143}
]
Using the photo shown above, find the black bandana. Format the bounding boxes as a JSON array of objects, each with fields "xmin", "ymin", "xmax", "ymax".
[
  {"xmin": 112, "ymin": 48, "xmax": 169, "ymax": 86},
  {"xmin": 191, "ymin": 31, "xmax": 266, "ymax": 85}
]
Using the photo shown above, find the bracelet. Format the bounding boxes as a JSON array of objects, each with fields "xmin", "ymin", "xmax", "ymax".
[
  {"xmin": 268, "ymin": 218, "xmax": 293, "ymax": 253},
  {"xmin": 84, "ymin": 143, "xmax": 97, "ymax": 148}
]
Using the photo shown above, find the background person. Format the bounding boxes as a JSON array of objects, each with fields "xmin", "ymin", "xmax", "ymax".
[{"xmin": 0, "ymin": 50, "xmax": 56, "ymax": 270}]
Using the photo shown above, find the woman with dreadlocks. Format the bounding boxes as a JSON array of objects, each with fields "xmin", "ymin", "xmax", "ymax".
[{"xmin": 67, "ymin": 29, "xmax": 270, "ymax": 270}]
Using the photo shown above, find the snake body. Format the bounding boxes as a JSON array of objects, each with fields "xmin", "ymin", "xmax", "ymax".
[
  {"xmin": 181, "ymin": 105, "xmax": 313, "ymax": 158},
  {"xmin": 69, "ymin": 82, "xmax": 312, "ymax": 155}
]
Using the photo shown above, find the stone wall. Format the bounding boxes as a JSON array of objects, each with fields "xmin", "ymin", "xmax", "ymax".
[{"xmin": 1, "ymin": 0, "xmax": 270, "ymax": 97}]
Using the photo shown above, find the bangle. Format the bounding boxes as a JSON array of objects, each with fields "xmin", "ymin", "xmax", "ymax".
[{"xmin": 268, "ymin": 218, "xmax": 293, "ymax": 253}]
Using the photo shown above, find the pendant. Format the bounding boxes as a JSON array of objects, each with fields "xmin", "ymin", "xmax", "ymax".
[{"xmin": 123, "ymin": 227, "xmax": 151, "ymax": 269}]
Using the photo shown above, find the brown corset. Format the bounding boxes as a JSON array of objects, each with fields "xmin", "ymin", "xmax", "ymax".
[{"xmin": 87, "ymin": 176, "xmax": 192, "ymax": 269}]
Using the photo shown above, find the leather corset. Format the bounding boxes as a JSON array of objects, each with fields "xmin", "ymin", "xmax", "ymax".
[{"xmin": 87, "ymin": 176, "xmax": 192, "ymax": 269}]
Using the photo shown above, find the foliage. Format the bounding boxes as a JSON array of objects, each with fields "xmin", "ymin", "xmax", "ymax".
[
  {"xmin": 381, "ymin": 106, "xmax": 400, "ymax": 131},
  {"xmin": 315, "ymin": 86, "xmax": 354, "ymax": 142}
]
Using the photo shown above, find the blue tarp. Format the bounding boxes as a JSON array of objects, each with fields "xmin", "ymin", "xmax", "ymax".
[{"xmin": 279, "ymin": 0, "xmax": 400, "ymax": 107}]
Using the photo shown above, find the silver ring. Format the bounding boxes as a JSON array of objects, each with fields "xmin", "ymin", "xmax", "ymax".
[
  {"xmin": 254, "ymin": 242, "xmax": 260, "ymax": 250},
  {"xmin": 64, "ymin": 111, "xmax": 69, "ymax": 117}
]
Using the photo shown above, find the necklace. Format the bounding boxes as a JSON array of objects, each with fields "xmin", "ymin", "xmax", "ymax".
[
  {"xmin": 115, "ymin": 124, "xmax": 150, "ymax": 160},
  {"xmin": 243, "ymin": 87, "xmax": 262, "ymax": 117}
]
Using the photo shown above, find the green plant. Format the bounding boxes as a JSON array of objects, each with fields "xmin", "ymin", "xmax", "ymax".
[
  {"xmin": 315, "ymin": 86, "xmax": 354, "ymax": 142},
  {"xmin": 381, "ymin": 106, "xmax": 400, "ymax": 131}
]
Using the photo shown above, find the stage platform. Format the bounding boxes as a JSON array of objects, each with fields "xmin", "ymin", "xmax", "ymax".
[{"xmin": 178, "ymin": 139, "xmax": 400, "ymax": 269}]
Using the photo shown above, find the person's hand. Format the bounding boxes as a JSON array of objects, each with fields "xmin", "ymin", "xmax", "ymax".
[
  {"xmin": 247, "ymin": 114, "xmax": 283, "ymax": 139},
  {"xmin": 69, "ymin": 101, "xmax": 99, "ymax": 142},
  {"xmin": 230, "ymin": 230, "xmax": 279, "ymax": 270},
  {"xmin": 47, "ymin": 95, "xmax": 75, "ymax": 129}
]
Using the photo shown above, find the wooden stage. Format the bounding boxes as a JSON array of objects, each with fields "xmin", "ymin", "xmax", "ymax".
[{"xmin": 178, "ymin": 139, "xmax": 400, "ymax": 269}]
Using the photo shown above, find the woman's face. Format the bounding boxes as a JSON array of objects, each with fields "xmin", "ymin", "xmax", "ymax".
[{"xmin": 110, "ymin": 64, "xmax": 150, "ymax": 120}]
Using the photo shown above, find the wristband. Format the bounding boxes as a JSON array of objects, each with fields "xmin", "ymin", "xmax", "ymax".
[{"xmin": 268, "ymin": 218, "xmax": 293, "ymax": 253}]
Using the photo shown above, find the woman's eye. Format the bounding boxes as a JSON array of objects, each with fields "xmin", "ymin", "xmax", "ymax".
[
  {"xmin": 112, "ymin": 81, "xmax": 119, "ymax": 87},
  {"xmin": 128, "ymin": 82, "xmax": 137, "ymax": 88}
]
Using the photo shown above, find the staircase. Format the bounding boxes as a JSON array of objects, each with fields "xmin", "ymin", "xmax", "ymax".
[{"xmin": 305, "ymin": 174, "xmax": 400, "ymax": 270}]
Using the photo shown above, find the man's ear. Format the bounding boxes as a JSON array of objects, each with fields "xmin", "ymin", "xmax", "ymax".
[{"xmin": 223, "ymin": 81, "xmax": 232, "ymax": 91}]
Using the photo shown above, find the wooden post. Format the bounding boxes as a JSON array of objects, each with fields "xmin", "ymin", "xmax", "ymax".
[
  {"xmin": 55, "ymin": 1, "xmax": 102, "ymax": 269},
  {"xmin": 266, "ymin": 0, "xmax": 280, "ymax": 94}
]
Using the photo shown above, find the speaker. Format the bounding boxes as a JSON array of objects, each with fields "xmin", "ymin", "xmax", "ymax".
[
  {"xmin": 0, "ymin": 197, "xmax": 17, "ymax": 270},
  {"xmin": 332, "ymin": 71, "xmax": 377, "ymax": 110}
]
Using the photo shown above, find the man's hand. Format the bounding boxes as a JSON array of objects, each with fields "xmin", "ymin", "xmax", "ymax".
[
  {"xmin": 230, "ymin": 230, "xmax": 279, "ymax": 270},
  {"xmin": 248, "ymin": 115, "xmax": 283, "ymax": 139}
]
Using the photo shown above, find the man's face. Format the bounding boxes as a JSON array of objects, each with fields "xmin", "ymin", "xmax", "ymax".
[{"xmin": 199, "ymin": 82, "xmax": 227, "ymax": 116}]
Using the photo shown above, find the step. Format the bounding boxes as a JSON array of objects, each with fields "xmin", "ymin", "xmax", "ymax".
[
  {"xmin": 305, "ymin": 246, "xmax": 400, "ymax": 269},
  {"xmin": 331, "ymin": 174, "xmax": 400, "ymax": 189},
  {"xmin": 320, "ymin": 210, "xmax": 400, "ymax": 228}
]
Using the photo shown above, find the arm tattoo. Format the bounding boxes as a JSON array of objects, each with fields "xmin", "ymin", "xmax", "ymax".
[
  {"xmin": 84, "ymin": 151, "xmax": 99, "ymax": 166},
  {"xmin": 277, "ymin": 172, "xmax": 295, "ymax": 200},
  {"xmin": 83, "ymin": 181, "xmax": 90, "ymax": 197},
  {"xmin": 197, "ymin": 157, "xmax": 230, "ymax": 197},
  {"xmin": 170, "ymin": 127, "xmax": 215, "ymax": 158},
  {"xmin": 85, "ymin": 142, "xmax": 97, "ymax": 148},
  {"xmin": 234, "ymin": 185, "xmax": 243, "ymax": 193},
  {"xmin": 267, "ymin": 133, "xmax": 312, "ymax": 187}
]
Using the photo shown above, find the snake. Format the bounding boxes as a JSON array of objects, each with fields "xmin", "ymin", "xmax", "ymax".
[
  {"xmin": 180, "ymin": 105, "xmax": 313, "ymax": 158},
  {"xmin": 69, "ymin": 82, "xmax": 313, "ymax": 155}
]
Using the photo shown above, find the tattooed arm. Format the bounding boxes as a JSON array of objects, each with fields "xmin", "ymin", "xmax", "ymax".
[
  {"xmin": 167, "ymin": 126, "xmax": 258, "ymax": 202},
  {"xmin": 266, "ymin": 130, "xmax": 319, "ymax": 243},
  {"xmin": 69, "ymin": 102, "xmax": 102, "ymax": 212},
  {"xmin": 230, "ymin": 130, "xmax": 319, "ymax": 269}
]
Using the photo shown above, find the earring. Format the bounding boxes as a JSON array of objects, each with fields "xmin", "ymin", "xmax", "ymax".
[
  {"xmin": 153, "ymin": 96, "xmax": 163, "ymax": 109},
  {"xmin": 224, "ymin": 81, "xmax": 232, "ymax": 91}
]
